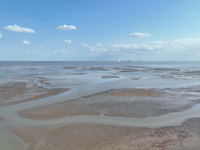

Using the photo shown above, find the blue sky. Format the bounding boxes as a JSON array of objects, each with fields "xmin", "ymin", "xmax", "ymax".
[{"xmin": 1, "ymin": 0, "xmax": 200, "ymax": 61}]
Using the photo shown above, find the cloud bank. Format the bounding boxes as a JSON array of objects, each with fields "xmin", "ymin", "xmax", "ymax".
[
  {"xmin": 56, "ymin": 25, "xmax": 76, "ymax": 30},
  {"xmin": 110, "ymin": 43, "xmax": 162, "ymax": 51},
  {"xmin": 99, "ymin": 38, "xmax": 200, "ymax": 61},
  {"xmin": 0, "ymin": 32, "xmax": 2, "ymax": 38},
  {"xmin": 76, "ymin": 38, "xmax": 200, "ymax": 61},
  {"xmin": 4, "ymin": 25, "xmax": 35, "ymax": 33},
  {"xmin": 110, "ymin": 38, "xmax": 200, "ymax": 53},
  {"xmin": 22, "ymin": 40, "xmax": 31, "ymax": 44},
  {"xmin": 130, "ymin": 32, "xmax": 151, "ymax": 37}
]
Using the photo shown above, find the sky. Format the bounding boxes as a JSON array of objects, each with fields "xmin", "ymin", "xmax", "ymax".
[{"xmin": 1, "ymin": 0, "xmax": 200, "ymax": 61}]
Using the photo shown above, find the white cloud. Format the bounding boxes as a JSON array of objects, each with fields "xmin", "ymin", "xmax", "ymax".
[
  {"xmin": 60, "ymin": 49, "xmax": 67, "ymax": 53},
  {"xmin": 0, "ymin": 32, "xmax": 2, "ymax": 38},
  {"xmin": 99, "ymin": 48, "xmax": 107, "ymax": 52},
  {"xmin": 4, "ymin": 25, "xmax": 35, "ymax": 33},
  {"xmin": 110, "ymin": 44, "xmax": 139, "ymax": 49},
  {"xmin": 60, "ymin": 39, "xmax": 71, "ymax": 44},
  {"xmin": 97, "ymin": 43, "xmax": 102, "ymax": 47},
  {"xmin": 79, "ymin": 42, "xmax": 107, "ymax": 55},
  {"xmin": 56, "ymin": 25, "xmax": 76, "ymax": 30},
  {"xmin": 79, "ymin": 43, "xmax": 88, "ymax": 47},
  {"xmin": 88, "ymin": 46, "xmax": 97, "ymax": 52},
  {"xmin": 54, "ymin": 50, "xmax": 73, "ymax": 55},
  {"xmin": 22, "ymin": 40, "xmax": 31, "ymax": 44},
  {"xmin": 79, "ymin": 43, "xmax": 103, "ymax": 47},
  {"xmin": 130, "ymin": 32, "xmax": 151, "ymax": 37},
  {"xmin": 86, "ymin": 46, "xmax": 107, "ymax": 53},
  {"xmin": 85, "ymin": 47, "xmax": 107, "ymax": 56}
]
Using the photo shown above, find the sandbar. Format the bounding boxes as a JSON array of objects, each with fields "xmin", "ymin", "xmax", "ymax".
[{"xmin": 19, "ymin": 88, "xmax": 200, "ymax": 119}]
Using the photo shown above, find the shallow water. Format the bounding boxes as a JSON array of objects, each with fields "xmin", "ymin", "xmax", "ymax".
[{"xmin": 0, "ymin": 61, "xmax": 200, "ymax": 150}]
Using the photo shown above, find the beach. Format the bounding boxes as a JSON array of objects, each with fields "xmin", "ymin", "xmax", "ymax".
[{"xmin": 1, "ymin": 61, "xmax": 200, "ymax": 150}]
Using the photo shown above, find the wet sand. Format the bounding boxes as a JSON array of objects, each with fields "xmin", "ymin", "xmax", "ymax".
[
  {"xmin": 1, "ymin": 80, "xmax": 200, "ymax": 150},
  {"xmin": 110, "ymin": 89, "xmax": 161, "ymax": 97},
  {"xmin": 19, "ymin": 88, "xmax": 200, "ymax": 119},
  {"xmin": 0, "ymin": 80, "xmax": 69, "ymax": 107},
  {"xmin": 13, "ymin": 118, "xmax": 200, "ymax": 150}
]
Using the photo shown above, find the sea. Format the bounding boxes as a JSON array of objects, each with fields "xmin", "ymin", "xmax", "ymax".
[{"xmin": 0, "ymin": 61, "xmax": 200, "ymax": 90}]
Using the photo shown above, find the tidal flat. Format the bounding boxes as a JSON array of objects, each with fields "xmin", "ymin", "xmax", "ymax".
[{"xmin": 1, "ymin": 61, "xmax": 200, "ymax": 150}]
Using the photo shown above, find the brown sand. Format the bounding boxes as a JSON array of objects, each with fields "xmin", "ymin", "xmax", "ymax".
[
  {"xmin": 0, "ymin": 117, "xmax": 5, "ymax": 121},
  {"xmin": 63, "ymin": 66, "xmax": 77, "ymax": 69},
  {"xmin": 19, "ymin": 88, "xmax": 200, "ymax": 120},
  {"xmin": 19, "ymin": 89, "xmax": 163, "ymax": 119},
  {"xmin": 0, "ymin": 81, "xmax": 69, "ymax": 107},
  {"xmin": 110, "ymin": 89, "xmax": 161, "ymax": 97},
  {"xmin": 13, "ymin": 118, "xmax": 200, "ymax": 150}
]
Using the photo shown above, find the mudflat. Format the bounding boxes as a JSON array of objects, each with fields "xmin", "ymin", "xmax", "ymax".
[
  {"xmin": 2, "ymin": 79, "xmax": 200, "ymax": 150},
  {"xmin": 13, "ymin": 87, "xmax": 200, "ymax": 150}
]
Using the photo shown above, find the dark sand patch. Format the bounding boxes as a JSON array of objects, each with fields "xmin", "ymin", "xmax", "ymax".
[
  {"xmin": 130, "ymin": 77, "xmax": 141, "ymax": 80},
  {"xmin": 84, "ymin": 67, "xmax": 108, "ymax": 71},
  {"xmin": 110, "ymin": 89, "xmax": 160, "ymax": 97},
  {"xmin": 63, "ymin": 66, "xmax": 77, "ymax": 69},
  {"xmin": 13, "ymin": 118, "xmax": 200, "ymax": 150},
  {"xmin": 67, "ymin": 73, "xmax": 88, "ymax": 75},
  {"xmin": 102, "ymin": 76, "xmax": 120, "ymax": 78},
  {"xmin": 111, "ymin": 67, "xmax": 140, "ymax": 72},
  {"xmin": 0, "ymin": 81, "xmax": 69, "ymax": 107},
  {"xmin": 120, "ymin": 69, "xmax": 138, "ymax": 72}
]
